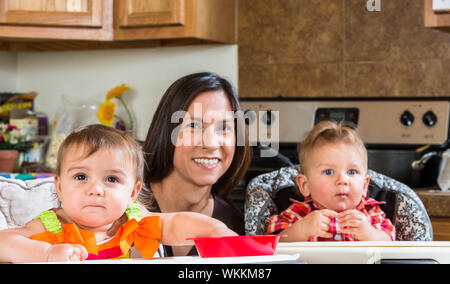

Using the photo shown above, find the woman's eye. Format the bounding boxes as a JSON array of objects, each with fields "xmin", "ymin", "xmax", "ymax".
[
  {"xmin": 324, "ymin": 169, "xmax": 334, "ymax": 175},
  {"xmin": 187, "ymin": 122, "xmax": 202, "ymax": 129},
  {"xmin": 106, "ymin": 176, "xmax": 119, "ymax": 183},
  {"xmin": 222, "ymin": 123, "xmax": 233, "ymax": 132},
  {"xmin": 217, "ymin": 124, "xmax": 231, "ymax": 132},
  {"xmin": 74, "ymin": 174, "xmax": 87, "ymax": 181}
]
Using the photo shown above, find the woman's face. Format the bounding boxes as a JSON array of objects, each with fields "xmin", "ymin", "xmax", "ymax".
[{"xmin": 172, "ymin": 90, "xmax": 236, "ymax": 188}]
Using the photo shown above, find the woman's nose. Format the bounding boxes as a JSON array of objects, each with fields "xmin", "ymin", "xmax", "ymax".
[
  {"xmin": 87, "ymin": 183, "xmax": 104, "ymax": 196},
  {"xmin": 201, "ymin": 126, "xmax": 220, "ymax": 148}
]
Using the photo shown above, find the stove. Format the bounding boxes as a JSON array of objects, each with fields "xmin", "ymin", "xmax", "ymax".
[{"xmin": 230, "ymin": 98, "xmax": 450, "ymax": 211}]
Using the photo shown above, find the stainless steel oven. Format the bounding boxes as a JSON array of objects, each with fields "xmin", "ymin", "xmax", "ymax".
[{"xmin": 231, "ymin": 98, "xmax": 450, "ymax": 211}]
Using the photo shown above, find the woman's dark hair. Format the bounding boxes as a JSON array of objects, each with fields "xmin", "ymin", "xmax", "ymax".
[{"xmin": 140, "ymin": 72, "xmax": 252, "ymax": 208}]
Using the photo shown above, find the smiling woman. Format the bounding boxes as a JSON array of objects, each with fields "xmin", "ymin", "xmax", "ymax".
[{"xmin": 140, "ymin": 72, "xmax": 252, "ymax": 257}]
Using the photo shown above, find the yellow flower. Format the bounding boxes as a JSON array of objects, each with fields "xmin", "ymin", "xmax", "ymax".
[
  {"xmin": 106, "ymin": 84, "xmax": 130, "ymax": 100},
  {"xmin": 97, "ymin": 100, "xmax": 116, "ymax": 126}
]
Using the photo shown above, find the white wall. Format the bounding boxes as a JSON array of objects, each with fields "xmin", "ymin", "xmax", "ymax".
[
  {"xmin": 16, "ymin": 45, "xmax": 238, "ymax": 140},
  {"xmin": 0, "ymin": 51, "xmax": 18, "ymax": 91}
]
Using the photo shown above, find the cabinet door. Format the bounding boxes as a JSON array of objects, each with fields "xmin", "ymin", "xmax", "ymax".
[
  {"xmin": 0, "ymin": 0, "xmax": 103, "ymax": 27},
  {"xmin": 118, "ymin": 0, "xmax": 184, "ymax": 28}
]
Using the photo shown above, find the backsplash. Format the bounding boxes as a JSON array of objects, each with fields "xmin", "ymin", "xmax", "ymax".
[
  {"xmin": 14, "ymin": 45, "xmax": 238, "ymax": 141},
  {"xmin": 238, "ymin": 0, "xmax": 450, "ymax": 98}
]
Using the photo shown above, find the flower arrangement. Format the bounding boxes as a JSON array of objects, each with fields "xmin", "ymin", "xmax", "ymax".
[
  {"xmin": 97, "ymin": 84, "xmax": 134, "ymax": 131},
  {"xmin": 0, "ymin": 123, "xmax": 29, "ymax": 151}
]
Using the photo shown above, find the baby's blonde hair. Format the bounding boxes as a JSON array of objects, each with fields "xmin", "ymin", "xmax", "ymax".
[{"xmin": 297, "ymin": 120, "xmax": 367, "ymax": 174}]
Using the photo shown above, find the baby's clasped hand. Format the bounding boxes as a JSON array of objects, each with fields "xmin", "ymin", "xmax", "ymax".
[
  {"xmin": 46, "ymin": 244, "xmax": 89, "ymax": 262},
  {"xmin": 337, "ymin": 209, "xmax": 374, "ymax": 240},
  {"xmin": 296, "ymin": 209, "xmax": 339, "ymax": 240}
]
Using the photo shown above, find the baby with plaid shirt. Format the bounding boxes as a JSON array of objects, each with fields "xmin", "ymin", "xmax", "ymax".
[{"xmin": 268, "ymin": 121, "xmax": 395, "ymax": 242}]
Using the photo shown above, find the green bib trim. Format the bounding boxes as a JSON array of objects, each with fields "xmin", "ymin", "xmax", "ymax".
[
  {"xmin": 125, "ymin": 201, "xmax": 142, "ymax": 221},
  {"xmin": 35, "ymin": 210, "xmax": 62, "ymax": 234}
]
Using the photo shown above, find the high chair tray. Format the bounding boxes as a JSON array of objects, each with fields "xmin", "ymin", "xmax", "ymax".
[{"xmin": 275, "ymin": 241, "xmax": 450, "ymax": 264}]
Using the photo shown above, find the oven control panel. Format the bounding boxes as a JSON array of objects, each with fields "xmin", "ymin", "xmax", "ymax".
[{"xmin": 240, "ymin": 99, "xmax": 450, "ymax": 146}]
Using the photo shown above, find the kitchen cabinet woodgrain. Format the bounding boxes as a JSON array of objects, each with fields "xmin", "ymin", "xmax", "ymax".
[
  {"xmin": 0, "ymin": 0, "xmax": 113, "ymax": 42},
  {"xmin": 114, "ymin": 0, "xmax": 235, "ymax": 43},
  {"xmin": 0, "ymin": 0, "xmax": 235, "ymax": 51},
  {"xmin": 430, "ymin": 217, "xmax": 450, "ymax": 241},
  {"xmin": 0, "ymin": 0, "xmax": 102, "ymax": 28},
  {"xmin": 118, "ymin": 0, "xmax": 184, "ymax": 28}
]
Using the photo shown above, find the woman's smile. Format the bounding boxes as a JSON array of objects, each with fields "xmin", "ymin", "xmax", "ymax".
[{"xmin": 192, "ymin": 157, "xmax": 221, "ymax": 169}]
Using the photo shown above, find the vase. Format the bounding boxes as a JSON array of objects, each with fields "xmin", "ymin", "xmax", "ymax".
[{"xmin": 0, "ymin": 150, "xmax": 19, "ymax": 173}]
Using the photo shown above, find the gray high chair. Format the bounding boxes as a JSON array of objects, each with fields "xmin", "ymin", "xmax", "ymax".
[{"xmin": 244, "ymin": 166, "xmax": 433, "ymax": 241}]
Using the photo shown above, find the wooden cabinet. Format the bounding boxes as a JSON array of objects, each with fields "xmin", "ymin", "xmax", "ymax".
[
  {"xmin": 0, "ymin": 0, "xmax": 103, "ymax": 27},
  {"xmin": 118, "ymin": 0, "xmax": 184, "ymax": 28},
  {"xmin": 114, "ymin": 0, "xmax": 236, "ymax": 43},
  {"xmin": 430, "ymin": 217, "xmax": 450, "ymax": 241},
  {"xmin": 0, "ymin": 0, "xmax": 236, "ymax": 51},
  {"xmin": 424, "ymin": 0, "xmax": 450, "ymax": 30},
  {"xmin": 0, "ymin": 0, "xmax": 113, "ymax": 42}
]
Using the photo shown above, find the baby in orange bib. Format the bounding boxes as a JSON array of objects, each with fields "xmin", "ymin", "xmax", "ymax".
[{"xmin": 0, "ymin": 124, "xmax": 237, "ymax": 263}]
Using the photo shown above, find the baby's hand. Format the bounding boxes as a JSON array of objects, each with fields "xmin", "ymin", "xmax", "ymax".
[
  {"xmin": 296, "ymin": 209, "xmax": 338, "ymax": 240},
  {"xmin": 338, "ymin": 210, "xmax": 374, "ymax": 240},
  {"xmin": 46, "ymin": 244, "xmax": 88, "ymax": 262}
]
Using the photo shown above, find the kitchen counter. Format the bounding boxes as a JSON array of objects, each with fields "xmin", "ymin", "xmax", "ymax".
[
  {"xmin": 415, "ymin": 188, "xmax": 450, "ymax": 217},
  {"xmin": 415, "ymin": 188, "xmax": 450, "ymax": 241}
]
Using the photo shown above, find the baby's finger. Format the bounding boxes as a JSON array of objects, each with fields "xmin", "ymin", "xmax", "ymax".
[
  {"xmin": 320, "ymin": 209, "xmax": 339, "ymax": 219},
  {"xmin": 339, "ymin": 219, "xmax": 361, "ymax": 228},
  {"xmin": 340, "ymin": 227, "xmax": 357, "ymax": 235},
  {"xmin": 68, "ymin": 245, "xmax": 88, "ymax": 262},
  {"xmin": 317, "ymin": 230, "xmax": 333, "ymax": 239},
  {"xmin": 73, "ymin": 245, "xmax": 88, "ymax": 261},
  {"xmin": 320, "ymin": 222, "xmax": 330, "ymax": 232},
  {"xmin": 338, "ymin": 209, "xmax": 358, "ymax": 219},
  {"xmin": 338, "ymin": 211, "xmax": 363, "ymax": 224}
]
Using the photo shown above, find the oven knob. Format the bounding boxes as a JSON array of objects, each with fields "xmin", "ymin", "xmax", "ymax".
[
  {"xmin": 422, "ymin": 110, "xmax": 438, "ymax": 127},
  {"xmin": 263, "ymin": 110, "xmax": 274, "ymax": 125},
  {"xmin": 400, "ymin": 111, "xmax": 414, "ymax": 127}
]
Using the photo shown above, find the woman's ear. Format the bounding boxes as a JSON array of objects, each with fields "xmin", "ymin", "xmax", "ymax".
[{"xmin": 296, "ymin": 173, "xmax": 310, "ymax": 198}]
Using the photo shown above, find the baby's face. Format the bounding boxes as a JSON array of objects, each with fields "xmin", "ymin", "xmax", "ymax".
[
  {"xmin": 297, "ymin": 142, "xmax": 370, "ymax": 212},
  {"xmin": 55, "ymin": 145, "xmax": 141, "ymax": 230}
]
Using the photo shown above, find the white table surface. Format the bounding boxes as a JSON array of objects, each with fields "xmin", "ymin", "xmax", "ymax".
[
  {"xmin": 275, "ymin": 241, "xmax": 450, "ymax": 264},
  {"xmin": 39, "ymin": 254, "xmax": 301, "ymax": 264},
  {"xmin": 31, "ymin": 241, "xmax": 450, "ymax": 264}
]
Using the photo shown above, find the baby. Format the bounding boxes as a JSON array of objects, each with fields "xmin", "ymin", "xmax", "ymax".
[
  {"xmin": 268, "ymin": 121, "xmax": 395, "ymax": 242},
  {"xmin": 0, "ymin": 124, "xmax": 236, "ymax": 263}
]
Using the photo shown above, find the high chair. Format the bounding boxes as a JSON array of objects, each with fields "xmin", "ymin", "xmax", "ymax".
[{"xmin": 244, "ymin": 166, "xmax": 433, "ymax": 241}]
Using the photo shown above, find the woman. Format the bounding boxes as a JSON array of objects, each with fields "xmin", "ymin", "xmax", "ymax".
[{"xmin": 140, "ymin": 72, "xmax": 252, "ymax": 256}]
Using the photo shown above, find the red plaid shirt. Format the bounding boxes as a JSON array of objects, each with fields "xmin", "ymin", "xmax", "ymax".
[{"xmin": 267, "ymin": 197, "xmax": 396, "ymax": 241}]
